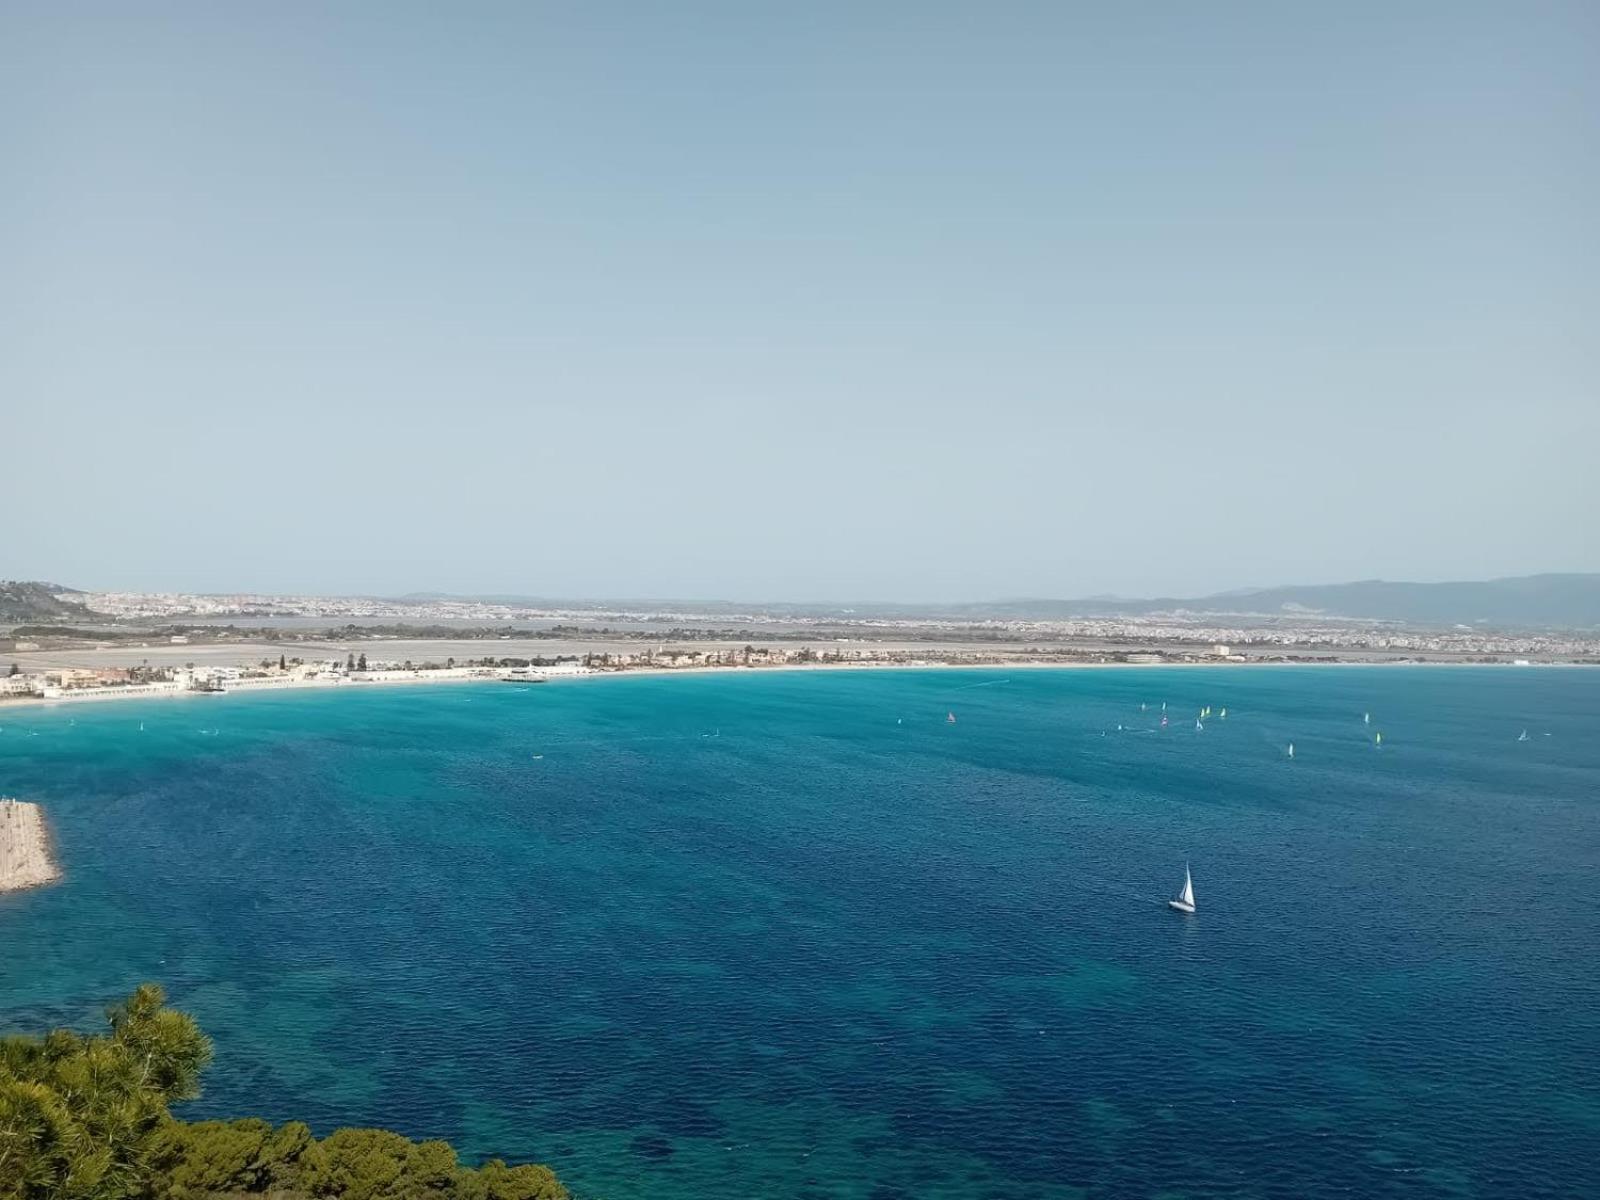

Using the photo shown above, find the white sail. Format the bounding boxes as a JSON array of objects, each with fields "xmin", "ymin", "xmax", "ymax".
[
  {"xmin": 1179, "ymin": 865, "xmax": 1195, "ymax": 908},
  {"xmin": 1287, "ymin": 742, "xmax": 1295, "ymax": 758}
]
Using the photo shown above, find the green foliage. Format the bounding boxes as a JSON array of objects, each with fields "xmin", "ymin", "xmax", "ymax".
[
  {"xmin": 146, "ymin": 1118, "xmax": 298, "ymax": 1198},
  {"xmin": 150, "ymin": 1121, "xmax": 565, "ymax": 1200},
  {"xmin": 0, "ymin": 989, "xmax": 566, "ymax": 1200},
  {"xmin": 457, "ymin": 1160, "xmax": 566, "ymax": 1200},
  {"xmin": 0, "ymin": 984, "xmax": 212, "ymax": 1200}
]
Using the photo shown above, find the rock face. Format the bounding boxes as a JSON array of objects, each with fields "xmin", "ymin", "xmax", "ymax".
[{"xmin": 0, "ymin": 799, "xmax": 60, "ymax": 891}]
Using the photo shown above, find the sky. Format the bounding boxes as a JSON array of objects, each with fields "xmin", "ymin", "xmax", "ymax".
[{"xmin": 3, "ymin": 2, "xmax": 1596, "ymax": 602}]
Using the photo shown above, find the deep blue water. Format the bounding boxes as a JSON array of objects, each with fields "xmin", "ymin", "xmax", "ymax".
[{"xmin": 3, "ymin": 667, "xmax": 1598, "ymax": 1199}]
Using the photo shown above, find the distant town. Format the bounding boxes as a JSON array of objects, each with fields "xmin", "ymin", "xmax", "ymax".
[{"xmin": 2, "ymin": 582, "xmax": 1595, "ymax": 704}]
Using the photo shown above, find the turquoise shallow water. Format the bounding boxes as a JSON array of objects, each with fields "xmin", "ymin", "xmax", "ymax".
[{"xmin": 2, "ymin": 667, "xmax": 1598, "ymax": 1199}]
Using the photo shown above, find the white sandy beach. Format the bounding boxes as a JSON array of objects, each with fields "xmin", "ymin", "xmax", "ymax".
[{"xmin": 0, "ymin": 654, "xmax": 1567, "ymax": 715}]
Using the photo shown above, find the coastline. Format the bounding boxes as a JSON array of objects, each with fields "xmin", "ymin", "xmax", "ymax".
[
  {"xmin": 0, "ymin": 799, "xmax": 61, "ymax": 893},
  {"xmin": 0, "ymin": 656, "xmax": 1583, "ymax": 713}
]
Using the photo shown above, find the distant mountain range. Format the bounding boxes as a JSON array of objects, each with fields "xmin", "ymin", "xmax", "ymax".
[
  {"xmin": 934, "ymin": 574, "xmax": 1600, "ymax": 628},
  {"xmin": 403, "ymin": 573, "xmax": 1600, "ymax": 630},
  {"xmin": 6, "ymin": 574, "xmax": 1596, "ymax": 630}
]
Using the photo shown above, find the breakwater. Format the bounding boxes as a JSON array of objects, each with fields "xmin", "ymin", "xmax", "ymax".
[{"xmin": 0, "ymin": 798, "xmax": 60, "ymax": 891}]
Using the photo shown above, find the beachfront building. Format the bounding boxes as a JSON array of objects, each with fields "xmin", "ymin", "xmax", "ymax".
[{"xmin": 47, "ymin": 668, "xmax": 134, "ymax": 690}]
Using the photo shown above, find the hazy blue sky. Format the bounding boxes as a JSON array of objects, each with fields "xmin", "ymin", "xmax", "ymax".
[{"xmin": 4, "ymin": 3, "xmax": 1596, "ymax": 601}]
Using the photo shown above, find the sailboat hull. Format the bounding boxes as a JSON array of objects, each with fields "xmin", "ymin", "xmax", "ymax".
[{"xmin": 1167, "ymin": 899, "xmax": 1195, "ymax": 913}]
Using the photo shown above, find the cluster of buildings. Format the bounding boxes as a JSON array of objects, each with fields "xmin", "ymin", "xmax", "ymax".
[
  {"xmin": 966, "ymin": 616, "xmax": 1600, "ymax": 659},
  {"xmin": 62, "ymin": 589, "xmax": 1600, "ymax": 660},
  {"xmin": 2, "ymin": 667, "xmax": 179, "ymax": 700},
  {"xmin": 0, "ymin": 659, "xmax": 596, "ymax": 702},
  {"xmin": 77, "ymin": 591, "xmax": 546, "ymax": 623}
]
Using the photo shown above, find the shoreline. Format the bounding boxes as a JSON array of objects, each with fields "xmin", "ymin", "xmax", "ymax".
[
  {"xmin": 0, "ymin": 799, "xmax": 61, "ymax": 893},
  {"xmin": 0, "ymin": 656, "xmax": 1586, "ymax": 714}
]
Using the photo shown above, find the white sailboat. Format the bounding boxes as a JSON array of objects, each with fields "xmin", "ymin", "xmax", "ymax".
[
  {"xmin": 1517, "ymin": 729, "xmax": 1529, "ymax": 742},
  {"xmin": 1168, "ymin": 864, "xmax": 1196, "ymax": 913},
  {"xmin": 1219, "ymin": 707, "xmax": 1227, "ymax": 719},
  {"xmin": 1287, "ymin": 742, "xmax": 1295, "ymax": 758},
  {"xmin": 1374, "ymin": 731, "xmax": 1383, "ymax": 747}
]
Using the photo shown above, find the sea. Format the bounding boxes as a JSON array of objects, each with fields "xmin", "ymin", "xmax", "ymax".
[{"xmin": 2, "ymin": 667, "xmax": 1597, "ymax": 1199}]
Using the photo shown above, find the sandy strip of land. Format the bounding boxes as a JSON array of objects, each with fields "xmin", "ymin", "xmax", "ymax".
[
  {"xmin": 0, "ymin": 657, "xmax": 1222, "ymax": 711},
  {"xmin": 2, "ymin": 635, "xmax": 1454, "ymax": 674},
  {"xmin": 0, "ymin": 655, "xmax": 1569, "ymax": 715},
  {"xmin": 0, "ymin": 799, "xmax": 60, "ymax": 892}
]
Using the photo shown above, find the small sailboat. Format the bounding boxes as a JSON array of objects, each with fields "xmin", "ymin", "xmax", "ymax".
[
  {"xmin": 1374, "ymin": 731, "xmax": 1383, "ymax": 747},
  {"xmin": 1364, "ymin": 712, "xmax": 1371, "ymax": 725},
  {"xmin": 1517, "ymin": 729, "xmax": 1529, "ymax": 742},
  {"xmin": 1161, "ymin": 701, "xmax": 1167, "ymax": 712},
  {"xmin": 1140, "ymin": 702, "xmax": 1147, "ymax": 712},
  {"xmin": 1168, "ymin": 864, "xmax": 1196, "ymax": 913},
  {"xmin": 1160, "ymin": 714, "xmax": 1169, "ymax": 728},
  {"xmin": 1219, "ymin": 707, "xmax": 1227, "ymax": 719},
  {"xmin": 1195, "ymin": 717, "xmax": 1204, "ymax": 731},
  {"xmin": 946, "ymin": 711, "xmax": 957, "ymax": 724},
  {"xmin": 1287, "ymin": 742, "xmax": 1295, "ymax": 758}
]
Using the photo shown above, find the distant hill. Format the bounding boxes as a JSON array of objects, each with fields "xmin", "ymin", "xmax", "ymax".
[
  {"xmin": 0, "ymin": 581, "xmax": 92, "ymax": 623},
  {"xmin": 25, "ymin": 574, "xmax": 1599, "ymax": 631},
  {"xmin": 947, "ymin": 574, "xmax": 1600, "ymax": 629},
  {"xmin": 399, "ymin": 573, "xmax": 1600, "ymax": 630}
]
